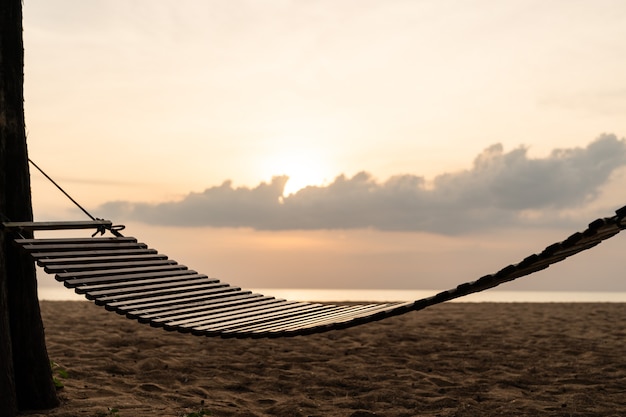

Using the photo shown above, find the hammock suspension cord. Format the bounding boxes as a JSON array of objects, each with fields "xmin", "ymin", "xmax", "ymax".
[
  {"xmin": 28, "ymin": 158, "xmax": 96, "ymax": 220},
  {"xmin": 27, "ymin": 159, "xmax": 124, "ymax": 236}
]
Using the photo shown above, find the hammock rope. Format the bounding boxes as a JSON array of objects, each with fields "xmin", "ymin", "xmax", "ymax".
[
  {"xmin": 2, "ymin": 159, "xmax": 624, "ymax": 338},
  {"xmin": 27, "ymin": 159, "xmax": 124, "ymax": 236},
  {"xmin": 28, "ymin": 158, "xmax": 97, "ymax": 221},
  {"xmin": 2, "ymin": 205, "xmax": 624, "ymax": 338}
]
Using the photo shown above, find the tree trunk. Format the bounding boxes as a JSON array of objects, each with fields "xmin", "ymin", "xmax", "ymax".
[
  {"xmin": 0, "ymin": 261, "xmax": 17, "ymax": 417},
  {"xmin": 0, "ymin": 0, "xmax": 60, "ymax": 414}
]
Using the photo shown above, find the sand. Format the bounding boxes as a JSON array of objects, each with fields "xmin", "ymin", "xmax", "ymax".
[{"xmin": 18, "ymin": 301, "xmax": 626, "ymax": 417}]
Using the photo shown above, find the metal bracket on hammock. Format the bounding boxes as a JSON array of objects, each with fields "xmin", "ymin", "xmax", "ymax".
[{"xmin": 1, "ymin": 220, "xmax": 125, "ymax": 236}]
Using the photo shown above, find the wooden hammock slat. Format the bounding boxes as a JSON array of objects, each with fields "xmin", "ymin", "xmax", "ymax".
[
  {"xmin": 82, "ymin": 277, "xmax": 220, "ymax": 298},
  {"xmin": 162, "ymin": 299, "xmax": 298, "ymax": 329},
  {"xmin": 21, "ymin": 242, "xmax": 147, "ymax": 251},
  {"xmin": 103, "ymin": 286, "xmax": 243, "ymax": 309},
  {"xmin": 15, "ymin": 236, "xmax": 137, "ymax": 245},
  {"xmin": 219, "ymin": 306, "xmax": 372, "ymax": 338},
  {"xmin": 146, "ymin": 295, "xmax": 279, "ymax": 323},
  {"xmin": 171, "ymin": 301, "xmax": 304, "ymax": 333},
  {"xmin": 241, "ymin": 303, "xmax": 398, "ymax": 335},
  {"xmin": 252, "ymin": 304, "xmax": 393, "ymax": 334},
  {"xmin": 288, "ymin": 303, "xmax": 413, "ymax": 332},
  {"xmin": 196, "ymin": 303, "xmax": 330, "ymax": 333},
  {"xmin": 128, "ymin": 292, "xmax": 265, "ymax": 320},
  {"xmin": 36, "ymin": 253, "xmax": 169, "ymax": 266},
  {"xmin": 56, "ymin": 264, "xmax": 189, "ymax": 280},
  {"xmin": 272, "ymin": 303, "xmax": 415, "ymax": 339},
  {"xmin": 234, "ymin": 305, "xmax": 356, "ymax": 334},
  {"xmin": 116, "ymin": 289, "xmax": 255, "ymax": 314},
  {"xmin": 191, "ymin": 301, "xmax": 316, "ymax": 332},
  {"xmin": 237, "ymin": 305, "xmax": 386, "ymax": 337},
  {"xmin": 90, "ymin": 281, "xmax": 229, "ymax": 302},
  {"xmin": 158, "ymin": 297, "xmax": 285, "ymax": 327},
  {"xmin": 31, "ymin": 248, "xmax": 159, "ymax": 260},
  {"xmin": 74, "ymin": 273, "xmax": 214, "ymax": 292},
  {"xmin": 62, "ymin": 269, "xmax": 200, "ymax": 286},
  {"xmin": 5, "ymin": 205, "xmax": 625, "ymax": 338},
  {"xmin": 44, "ymin": 259, "xmax": 178, "ymax": 273}
]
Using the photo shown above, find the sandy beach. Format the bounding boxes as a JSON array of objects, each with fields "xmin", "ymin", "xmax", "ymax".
[{"xmin": 18, "ymin": 301, "xmax": 626, "ymax": 417}]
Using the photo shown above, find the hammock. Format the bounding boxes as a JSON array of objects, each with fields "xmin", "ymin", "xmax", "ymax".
[{"xmin": 3, "ymin": 206, "xmax": 625, "ymax": 338}]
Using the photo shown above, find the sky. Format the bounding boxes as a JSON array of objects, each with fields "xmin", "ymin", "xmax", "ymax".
[{"xmin": 21, "ymin": 0, "xmax": 626, "ymax": 297}]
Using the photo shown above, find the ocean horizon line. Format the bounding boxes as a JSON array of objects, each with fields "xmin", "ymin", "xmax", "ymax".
[{"xmin": 37, "ymin": 287, "xmax": 626, "ymax": 303}]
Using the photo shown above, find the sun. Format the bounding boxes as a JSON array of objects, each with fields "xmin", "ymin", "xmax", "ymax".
[
  {"xmin": 261, "ymin": 147, "xmax": 333, "ymax": 197},
  {"xmin": 281, "ymin": 160, "xmax": 326, "ymax": 196}
]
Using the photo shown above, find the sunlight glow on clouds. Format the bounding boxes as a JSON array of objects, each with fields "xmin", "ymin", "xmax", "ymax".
[
  {"xmin": 23, "ymin": 0, "xmax": 626, "ymax": 194},
  {"xmin": 21, "ymin": 1, "xmax": 626, "ymax": 295},
  {"xmin": 99, "ymin": 135, "xmax": 626, "ymax": 234},
  {"xmin": 259, "ymin": 145, "xmax": 333, "ymax": 197}
]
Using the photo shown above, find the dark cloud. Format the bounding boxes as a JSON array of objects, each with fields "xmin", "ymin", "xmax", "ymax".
[{"xmin": 99, "ymin": 134, "xmax": 626, "ymax": 234}]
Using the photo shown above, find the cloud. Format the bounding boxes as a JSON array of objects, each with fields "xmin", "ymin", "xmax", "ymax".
[{"xmin": 99, "ymin": 134, "xmax": 626, "ymax": 234}]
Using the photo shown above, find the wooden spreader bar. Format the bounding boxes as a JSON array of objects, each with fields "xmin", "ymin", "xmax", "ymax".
[
  {"xmin": 7, "ymin": 205, "xmax": 626, "ymax": 338},
  {"xmin": 1, "ymin": 220, "xmax": 114, "ymax": 231}
]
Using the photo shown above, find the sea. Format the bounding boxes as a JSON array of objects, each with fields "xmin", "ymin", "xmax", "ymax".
[{"xmin": 38, "ymin": 287, "xmax": 626, "ymax": 303}]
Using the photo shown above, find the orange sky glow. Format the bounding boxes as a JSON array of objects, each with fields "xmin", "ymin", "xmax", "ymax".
[{"xmin": 21, "ymin": 1, "xmax": 626, "ymax": 298}]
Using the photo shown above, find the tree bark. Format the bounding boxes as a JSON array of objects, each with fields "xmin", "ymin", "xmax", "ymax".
[
  {"xmin": 0, "ymin": 0, "xmax": 59, "ymax": 414},
  {"xmin": 0, "ymin": 260, "xmax": 17, "ymax": 417}
]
